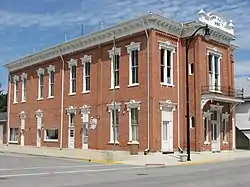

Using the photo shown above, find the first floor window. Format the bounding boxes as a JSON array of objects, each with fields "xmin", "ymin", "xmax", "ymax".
[
  {"xmin": 9, "ymin": 128, "xmax": 18, "ymax": 142},
  {"xmin": 223, "ymin": 119, "xmax": 228, "ymax": 142},
  {"xmin": 111, "ymin": 109, "xmax": 119, "ymax": 142},
  {"xmin": 130, "ymin": 108, "xmax": 139, "ymax": 141},
  {"xmin": 204, "ymin": 117, "xmax": 209, "ymax": 142},
  {"xmin": 44, "ymin": 129, "xmax": 58, "ymax": 141}
]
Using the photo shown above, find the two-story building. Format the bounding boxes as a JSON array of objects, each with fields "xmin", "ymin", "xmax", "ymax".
[{"xmin": 3, "ymin": 9, "xmax": 243, "ymax": 153}]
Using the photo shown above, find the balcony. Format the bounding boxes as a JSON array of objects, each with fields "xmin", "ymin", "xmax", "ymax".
[{"xmin": 201, "ymin": 85, "xmax": 244, "ymax": 98}]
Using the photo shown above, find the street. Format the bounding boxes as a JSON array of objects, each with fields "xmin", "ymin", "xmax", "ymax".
[{"xmin": 0, "ymin": 152, "xmax": 250, "ymax": 186}]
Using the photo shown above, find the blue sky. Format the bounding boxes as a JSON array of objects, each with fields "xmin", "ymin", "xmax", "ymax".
[{"xmin": 0, "ymin": 0, "xmax": 249, "ymax": 92}]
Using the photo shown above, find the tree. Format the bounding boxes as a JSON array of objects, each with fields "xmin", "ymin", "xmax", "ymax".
[{"xmin": 0, "ymin": 83, "xmax": 7, "ymax": 113}]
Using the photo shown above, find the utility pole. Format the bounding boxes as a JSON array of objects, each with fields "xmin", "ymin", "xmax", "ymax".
[{"xmin": 112, "ymin": 35, "xmax": 116, "ymax": 151}]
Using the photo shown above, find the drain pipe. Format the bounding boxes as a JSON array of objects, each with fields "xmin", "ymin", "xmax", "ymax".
[
  {"xmin": 6, "ymin": 72, "xmax": 11, "ymax": 145},
  {"xmin": 142, "ymin": 19, "xmax": 150, "ymax": 155},
  {"xmin": 57, "ymin": 47, "xmax": 65, "ymax": 150}
]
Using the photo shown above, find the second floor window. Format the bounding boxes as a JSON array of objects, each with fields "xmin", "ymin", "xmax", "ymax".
[
  {"xmin": 111, "ymin": 55, "xmax": 119, "ymax": 88},
  {"xmin": 22, "ymin": 78, "xmax": 27, "ymax": 102},
  {"xmin": 83, "ymin": 62, "xmax": 90, "ymax": 92},
  {"xmin": 70, "ymin": 65, "xmax": 77, "ymax": 94},
  {"xmin": 38, "ymin": 74, "xmax": 44, "ymax": 99},
  {"xmin": 49, "ymin": 71, "xmax": 55, "ymax": 97},
  {"xmin": 13, "ymin": 79, "xmax": 19, "ymax": 103},
  {"xmin": 208, "ymin": 53, "xmax": 221, "ymax": 91},
  {"xmin": 160, "ymin": 48, "xmax": 173, "ymax": 85},
  {"xmin": 130, "ymin": 50, "xmax": 139, "ymax": 85}
]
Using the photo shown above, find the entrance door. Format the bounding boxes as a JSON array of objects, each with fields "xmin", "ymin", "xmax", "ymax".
[
  {"xmin": 20, "ymin": 130, "xmax": 24, "ymax": 146},
  {"xmin": 37, "ymin": 129, "xmax": 41, "ymax": 147},
  {"xmin": 211, "ymin": 110, "xmax": 220, "ymax": 152},
  {"xmin": 161, "ymin": 110, "xmax": 173, "ymax": 153},
  {"xmin": 68, "ymin": 128, "xmax": 75, "ymax": 149},
  {"xmin": 82, "ymin": 124, "xmax": 88, "ymax": 149},
  {"xmin": 0, "ymin": 125, "xmax": 3, "ymax": 144}
]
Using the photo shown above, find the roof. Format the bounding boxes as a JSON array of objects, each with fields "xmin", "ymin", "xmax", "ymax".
[
  {"xmin": 0, "ymin": 112, "xmax": 7, "ymax": 122},
  {"xmin": 4, "ymin": 10, "xmax": 236, "ymax": 72},
  {"xmin": 235, "ymin": 77, "xmax": 250, "ymax": 98}
]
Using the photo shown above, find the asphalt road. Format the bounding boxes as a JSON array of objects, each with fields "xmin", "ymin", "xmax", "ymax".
[{"xmin": 0, "ymin": 152, "xmax": 250, "ymax": 187}]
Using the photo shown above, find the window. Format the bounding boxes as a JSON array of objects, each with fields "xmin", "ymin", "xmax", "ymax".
[
  {"xmin": 38, "ymin": 74, "xmax": 44, "ymax": 99},
  {"xmin": 130, "ymin": 108, "xmax": 139, "ymax": 141},
  {"xmin": 49, "ymin": 71, "xmax": 55, "ymax": 97},
  {"xmin": 112, "ymin": 55, "xmax": 120, "ymax": 88},
  {"xmin": 208, "ymin": 52, "xmax": 221, "ymax": 91},
  {"xmin": 69, "ymin": 113, "xmax": 75, "ymax": 126},
  {"xmin": 9, "ymin": 128, "xmax": 18, "ymax": 142},
  {"xmin": 68, "ymin": 59, "xmax": 77, "ymax": 94},
  {"xmin": 222, "ymin": 119, "xmax": 228, "ymax": 142},
  {"xmin": 13, "ymin": 75, "xmax": 19, "ymax": 103},
  {"xmin": 204, "ymin": 117, "xmax": 209, "ymax": 142},
  {"xmin": 44, "ymin": 129, "xmax": 58, "ymax": 141},
  {"xmin": 47, "ymin": 65, "xmax": 55, "ymax": 98},
  {"xmin": 189, "ymin": 62, "xmax": 194, "ymax": 75},
  {"xmin": 159, "ymin": 42, "xmax": 175, "ymax": 86},
  {"xmin": 190, "ymin": 116, "xmax": 195, "ymax": 129},
  {"xmin": 110, "ymin": 109, "xmax": 119, "ymax": 143},
  {"xmin": 21, "ymin": 73, "xmax": 27, "ymax": 102},
  {"xmin": 83, "ymin": 62, "xmax": 90, "ymax": 92}
]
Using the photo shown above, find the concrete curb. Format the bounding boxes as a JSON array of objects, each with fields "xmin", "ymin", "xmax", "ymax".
[
  {"xmin": 0, "ymin": 150, "xmax": 123, "ymax": 165},
  {"xmin": 177, "ymin": 159, "xmax": 222, "ymax": 166}
]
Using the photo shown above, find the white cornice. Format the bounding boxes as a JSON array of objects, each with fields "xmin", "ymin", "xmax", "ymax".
[{"xmin": 4, "ymin": 12, "xmax": 236, "ymax": 72}]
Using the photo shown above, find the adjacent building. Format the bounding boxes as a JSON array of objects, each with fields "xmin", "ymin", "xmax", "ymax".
[{"xmin": 3, "ymin": 9, "xmax": 244, "ymax": 153}]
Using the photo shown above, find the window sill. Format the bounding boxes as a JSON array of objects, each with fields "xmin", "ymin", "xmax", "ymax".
[
  {"xmin": 37, "ymin": 98, "xmax": 43, "ymax": 101},
  {"xmin": 109, "ymin": 86, "xmax": 120, "ymax": 90},
  {"xmin": 13, "ymin": 102, "xmax": 18, "ymax": 104},
  {"xmin": 8, "ymin": 141, "xmax": 18, "ymax": 144},
  {"xmin": 44, "ymin": 139, "xmax": 58, "ymax": 143},
  {"xmin": 128, "ymin": 83, "xmax": 139, "ymax": 88},
  {"xmin": 160, "ymin": 83, "xmax": 175, "ymax": 87},
  {"xmin": 127, "ymin": 141, "xmax": 139, "ymax": 145},
  {"xmin": 204, "ymin": 141, "xmax": 210, "ymax": 145},
  {"xmin": 209, "ymin": 90, "xmax": 222, "ymax": 94},
  {"xmin": 21, "ymin": 100, "xmax": 26, "ymax": 103},
  {"xmin": 108, "ymin": 141, "xmax": 119, "ymax": 145},
  {"xmin": 68, "ymin": 93, "xmax": 76, "ymax": 96},
  {"xmin": 47, "ymin": 96, "xmax": 54, "ymax": 99},
  {"xmin": 82, "ymin": 90, "xmax": 90, "ymax": 94}
]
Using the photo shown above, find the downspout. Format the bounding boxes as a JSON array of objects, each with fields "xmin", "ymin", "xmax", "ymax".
[
  {"xmin": 57, "ymin": 47, "xmax": 65, "ymax": 150},
  {"xmin": 142, "ymin": 19, "xmax": 150, "ymax": 154},
  {"xmin": 6, "ymin": 72, "xmax": 11, "ymax": 145}
]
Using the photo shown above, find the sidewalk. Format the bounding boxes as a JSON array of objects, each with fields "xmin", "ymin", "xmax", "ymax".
[{"xmin": 1, "ymin": 144, "xmax": 250, "ymax": 166}]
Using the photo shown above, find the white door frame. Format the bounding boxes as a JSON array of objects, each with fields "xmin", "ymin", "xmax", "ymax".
[
  {"xmin": 160, "ymin": 102, "xmax": 175, "ymax": 153},
  {"xmin": 210, "ymin": 105, "xmax": 223, "ymax": 152},
  {"xmin": 68, "ymin": 127, "xmax": 75, "ymax": 149}
]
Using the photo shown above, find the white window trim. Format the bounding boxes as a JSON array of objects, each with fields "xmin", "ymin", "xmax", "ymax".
[
  {"xmin": 68, "ymin": 59, "xmax": 77, "ymax": 95},
  {"xmin": 125, "ymin": 100, "xmax": 141, "ymax": 144},
  {"xmin": 35, "ymin": 109, "xmax": 43, "ymax": 130},
  {"xmin": 189, "ymin": 116, "xmax": 195, "ymax": 129},
  {"xmin": 47, "ymin": 65, "xmax": 55, "ymax": 98},
  {"xmin": 126, "ymin": 42, "xmax": 140, "ymax": 87},
  {"xmin": 36, "ymin": 68, "xmax": 45, "ymax": 100},
  {"xmin": 222, "ymin": 113, "xmax": 230, "ymax": 143},
  {"xmin": 159, "ymin": 41, "xmax": 176, "ymax": 87},
  {"xmin": 44, "ymin": 128, "xmax": 59, "ymax": 142},
  {"xmin": 13, "ymin": 75, "xmax": 19, "ymax": 104},
  {"xmin": 81, "ymin": 55, "xmax": 92, "ymax": 94},
  {"xmin": 66, "ymin": 106, "xmax": 77, "ymax": 127},
  {"xmin": 107, "ymin": 101, "xmax": 121, "ymax": 144},
  {"xmin": 203, "ymin": 111, "xmax": 212, "ymax": 145},
  {"xmin": 20, "ymin": 72, "xmax": 27, "ymax": 103},
  {"xmin": 207, "ymin": 48, "xmax": 222, "ymax": 92},
  {"xmin": 108, "ymin": 47, "xmax": 121, "ymax": 90}
]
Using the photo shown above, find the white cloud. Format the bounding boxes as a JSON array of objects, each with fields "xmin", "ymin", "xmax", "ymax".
[{"xmin": 0, "ymin": 0, "xmax": 249, "ymax": 50}]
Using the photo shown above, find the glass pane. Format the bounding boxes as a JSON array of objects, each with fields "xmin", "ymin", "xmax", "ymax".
[
  {"xmin": 167, "ymin": 50, "xmax": 171, "ymax": 67},
  {"xmin": 72, "ymin": 66, "xmax": 76, "ymax": 78},
  {"xmin": 46, "ymin": 129, "xmax": 58, "ymax": 139},
  {"xmin": 50, "ymin": 84, "xmax": 54, "ymax": 96},
  {"xmin": 214, "ymin": 56, "xmax": 218, "ymax": 74},
  {"xmin": 208, "ymin": 54, "xmax": 212, "ymax": 72},
  {"xmin": 163, "ymin": 121, "xmax": 168, "ymax": 140},
  {"xmin": 131, "ymin": 108, "xmax": 138, "ymax": 124},
  {"xmin": 131, "ymin": 125, "xmax": 138, "ymax": 141},
  {"xmin": 204, "ymin": 118, "xmax": 207, "ymax": 141},
  {"xmin": 85, "ymin": 62, "xmax": 90, "ymax": 76},
  {"xmin": 72, "ymin": 79, "xmax": 76, "ymax": 92},
  {"xmin": 115, "ymin": 71, "xmax": 119, "ymax": 86},
  {"xmin": 51, "ymin": 71, "xmax": 54, "ymax": 83},
  {"xmin": 161, "ymin": 66, "xmax": 164, "ymax": 82},
  {"xmin": 86, "ymin": 77, "xmax": 90, "ymax": 90},
  {"xmin": 132, "ymin": 50, "xmax": 138, "ymax": 66},
  {"xmin": 160, "ymin": 49, "xmax": 165, "ymax": 65},
  {"xmin": 70, "ymin": 129, "xmax": 74, "ymax": 137}
]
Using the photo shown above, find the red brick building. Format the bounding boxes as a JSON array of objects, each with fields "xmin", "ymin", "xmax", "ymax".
[{"xmin": 3, "ymin": 10, "xmax": 244, "ymax": 153}]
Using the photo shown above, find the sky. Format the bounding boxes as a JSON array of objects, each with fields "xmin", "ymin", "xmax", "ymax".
[{"xmin": 0, "ymin": 0, "xmax": 249, "ymax": 92}]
